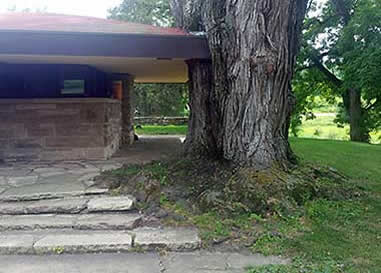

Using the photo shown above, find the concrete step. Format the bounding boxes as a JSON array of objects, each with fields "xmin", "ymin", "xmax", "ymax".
[
  {"xmin": 0, "ymin": 195, "xmax": 136, "ymax": 215},
  {"xmin": 0, "ymin": 227, "xmax": 201, "ymax": 255},
  {"xmin": 0, "ymin": 213, "xmax": 142, "ymax": 231}
]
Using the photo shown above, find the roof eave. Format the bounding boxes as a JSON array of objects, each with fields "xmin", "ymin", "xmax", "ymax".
[
  {"xmin": 0, "ymin": 29, "xmax": 206, "ymax": 40},
  {"xmin": 0, "ymin": 30, "xmax": 211, "ymax": 60}
]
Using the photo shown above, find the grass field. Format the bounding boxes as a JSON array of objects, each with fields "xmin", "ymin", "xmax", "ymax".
[
  {"xmin": 136, "ymin": 125, "xmax": 187, "ymax": 135},
  {"xmin": 298, "ymin": 115, "xmax": 381, "ymax": 143},
  {"xmin": 270, "ymin": 138, "xmax": 381, "ymax": 273},
  {"xmin": 244, "ymin": 139, "xmax": 381, "ymax": 272},
  {"xmin": 136, "ymin": 115, "xmax": 381, "ymax": 144}
]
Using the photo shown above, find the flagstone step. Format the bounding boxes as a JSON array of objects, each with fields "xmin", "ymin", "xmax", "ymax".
[
  {"xmin": 0, "ymin": 213, "xmax": 142, "ymax": 231},
  {"xmin": 0, "ymin": 186, "xmax": 108, "ymax": 202},
  {"xmin": 132, "ymin": 227, "xmax": 201, "ymax": 251},
  {"xmin": 0, "ymin": 196, "xmax": 136, "ymax": 215},
  {"xmin": 0, "ymin": 227, "xmax": 201, "ymax": 255},
  {"xmin": 0, "ymin": 198, "xmax": 89, "ymax": 215},
  {"xmin": 87, "ymin": 196, "xmax": 136, "ymax": 212}
]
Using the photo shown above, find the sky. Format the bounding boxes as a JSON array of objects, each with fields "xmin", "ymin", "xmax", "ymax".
[
  {"xmin": 0, "ymin": 0, "xmax": 123, "ymax": 18},
  {"xmin": 0, "ymin": 0, "xmax": 328, "ymax": 19}
]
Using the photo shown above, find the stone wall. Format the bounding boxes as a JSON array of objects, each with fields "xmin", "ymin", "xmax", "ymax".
[
  {"xmin": 134, "ymin": 117, "xmax": 188, "ymax": 126},
  {"xmin": 0, "ymin": 98, "xmax": 121, "ymax": 162}
]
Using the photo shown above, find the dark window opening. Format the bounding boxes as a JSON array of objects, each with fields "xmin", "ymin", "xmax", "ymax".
[
  {"xmin": 0, "ymin": 64, "xmax": 109, "ymax": 98},
  {"xmin": 61, "ymin": 80, "xmax": 85, "ymax": 95}
]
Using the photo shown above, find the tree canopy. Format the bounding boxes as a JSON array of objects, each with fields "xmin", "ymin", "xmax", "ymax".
[
  {"xmin": 293, "ymin": 0, "xmax": 381, "ymax": 142},
  {"xmin": 135, "ymin": 84, "xmax": 188, "ymax": 117},
  {"xmin": 108, "ymin": 0, "xmax": 173, "ymax": 26}
]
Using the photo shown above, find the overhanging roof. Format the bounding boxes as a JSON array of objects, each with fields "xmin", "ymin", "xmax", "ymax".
[
  {"xmin": 0, "ymin": 12, "xmax": 188, "ymax": 36},
  {"xmin": 0, "ymin": 13, "xmax": 211, "ymax": 83}
]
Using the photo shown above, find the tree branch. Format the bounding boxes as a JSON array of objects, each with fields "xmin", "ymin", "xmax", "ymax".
[
  {"xmin": 366, "ymin": 99, "xmax": 379, "ymax": 111},
  {"xmin": 295, "ymin": 64, "xmax": 316, "ymax": 73},
  {"xmin": 311, "ymin": 57, "xmax": 343, "ymax": 87},
  {"xmin": 331, "ymin": 0, "xmax": 352, "ymax": 26}
]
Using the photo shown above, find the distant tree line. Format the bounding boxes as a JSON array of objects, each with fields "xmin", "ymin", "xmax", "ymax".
[
  {"xmin": 134, "ymin": 84, "xmax": 188, "ymax": 117},
  {"xmin": 293, "ymin": 0, "xmax": 381, "ymax": 142}
]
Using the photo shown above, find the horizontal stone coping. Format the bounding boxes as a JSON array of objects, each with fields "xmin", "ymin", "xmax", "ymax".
[
  {"xmin": 0, "ymin": 98, "xmax": 121, "ymax": 104},
  {"xmin": 134, "ymin": 116, "xmax": 189, "ymax": 125},
  {"xmin": 135, "ymin": 117, "xmax": 188, "ymax": 120}
]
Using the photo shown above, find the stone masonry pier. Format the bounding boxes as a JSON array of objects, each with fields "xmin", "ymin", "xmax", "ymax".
[{"xmin": 0, "ymin": 98, "xmax": 121, "ymax": 162}]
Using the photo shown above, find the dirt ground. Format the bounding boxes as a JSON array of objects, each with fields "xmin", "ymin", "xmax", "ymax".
[{"xmin": 113, "ymin": 136, "xmax": 184, "ymax": 164}]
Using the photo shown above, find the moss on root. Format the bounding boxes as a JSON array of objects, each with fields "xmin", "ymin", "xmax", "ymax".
[{"xmin": 98, "ymin": 157, "xmax": 362, "ymax": 219}]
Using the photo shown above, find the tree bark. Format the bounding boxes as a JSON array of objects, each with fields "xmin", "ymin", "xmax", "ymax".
[
  {"xmin": 170, "ymin": 0, "xmax": 204, "ymax": 31},
  {"xmin": 203, "ymin": 0, "xmax": 308, "ymax": 169},
  {"xmin": 343, "ymin": 89, "xmax": 370, "ymax": 142},
  {"xmin": 185, "ymin": 59, "xmax": 221, "ymax": 158}
]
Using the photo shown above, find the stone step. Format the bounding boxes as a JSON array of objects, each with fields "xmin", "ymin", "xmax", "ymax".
[
  {"xmin": 0, "ymin": 186, "xmax": 108, "ymax": 202},
  {"xmin": 0, "ymin": 227, "xmax": 201, "ymax": 255},
  {"xmin": 87, "ymin": 196, "xmax": 136, "ymax": 212},
  {"xmin": 132, "ymin": 227, "xmax": 201, "ymax": 251},
  {"xmin": 0, "ymin": 198, "xmax": 89, "ymax": 215},
  {"xmin": 0, "ymin": 213, "xmax": 142, "ymax": 231},
  {"xmin": 0, "ymin": 252, "xmax": 289, "ymax": 273},
  {"xmin": 0, "ymin": 196, "xmax": 136, "ymax": 215},
  {"xmin": 0, "ymin": 253, "xmax": 162, "ymax": 273}
]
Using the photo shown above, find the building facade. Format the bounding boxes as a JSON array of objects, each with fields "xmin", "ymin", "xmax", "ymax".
[{"xmin": 0, "ymin": 13, "xmax": 210, "ymax": 162}]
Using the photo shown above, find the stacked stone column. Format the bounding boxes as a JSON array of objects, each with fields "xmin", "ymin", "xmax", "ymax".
[{"xmin": 121, "ymin": 76, "xmax": 135, "ymax": 145}]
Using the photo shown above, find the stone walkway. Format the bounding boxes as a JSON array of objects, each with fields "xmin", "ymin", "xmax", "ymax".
[
  {"xmin": 0, "ymin": 136, "xmax": 183, "ymax": 201},
  {"xmin": 0, "ymin": 160, "xmax": 122, "ymax": 201},
  {"xmin": 0, "ymin": 252, "xmax": 288, "ymax": 273}
]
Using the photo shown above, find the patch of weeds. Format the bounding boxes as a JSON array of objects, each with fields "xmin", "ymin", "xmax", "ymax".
[
  {"xmin": 102, "ymin": 161, "xmax": 170, "ymax": 187},
  {"xmin": 143, "ymin": 161, "xmax": 170, "ymax": 186},
  {"xmin": 248, "ymin": 213, "xmax": 311, "ymax": 257},
  {"xmin": 247, "ymin": 258, "xmax": 345, "ymax": 273},
  {"xmin": 109, "ymin": 187, "xmax": 122, "ymax": 196},
  {"xmin": 192, "ymin": 212, "xmax": 232, "ymax": 241},
  {"xmin": 53, "ymin": 246, "xmax": 65, "ymax": 255},
  {"xmin": 305, "ymin": 199, "xmax": 364, "ymax": 225},
  {"xmin": 129, "ymin": 245, "xmax": 146, "ymax": 253},
  {"xmin": 252, "ymin": 232, "xmax": 285, "ymax": 256},
  {"xmin": 106, "ymin": 165, "xmax": 141, "ymax": 177},
  {"xmin": 160, "ymin": 192, "xmax": 169, "ymax": 206}
]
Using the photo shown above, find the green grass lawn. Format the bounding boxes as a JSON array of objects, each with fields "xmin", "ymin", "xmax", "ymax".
[
  {"xmin": 290, "ymin": 138, "xmax": 381, "ymax": 185},
  {"xmin": 136, "ymin": 125, "xmax": 187, "ymax": 135},
  {"xmin": 298, "ymin": 115, "xmax": 381, "ymax": 143},
  {"xmin": 249, "ymin": 139, "xmax": 381, "ymax": 273},
  {"xmin": 135, "ymin": 115, "xmax": 381, "ymax": 143},
  {"xmin": 299, "ymin": 115, "xmax": 350, "ymax": 141}
]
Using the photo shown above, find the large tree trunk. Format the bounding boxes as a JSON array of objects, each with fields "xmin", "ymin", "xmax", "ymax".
[
  {"xmin": 330, "ymin": 0, "xmax": 370, "ymax": 143},
  {"xmin": 343, "ymin": 89, "xmax": 370, "ymax": 142},
  {"xmin": 203, "ymin": 0, "xmax": 308, "ymax": 169},
  {"xmin": 185, "ymin": 59, "xmax": 221, "ymax": 158}
]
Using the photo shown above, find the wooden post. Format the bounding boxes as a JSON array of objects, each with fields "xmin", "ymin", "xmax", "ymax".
[{"xmin": 121, "ymin": 76, "xmax": 135, "ymax": 145}]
